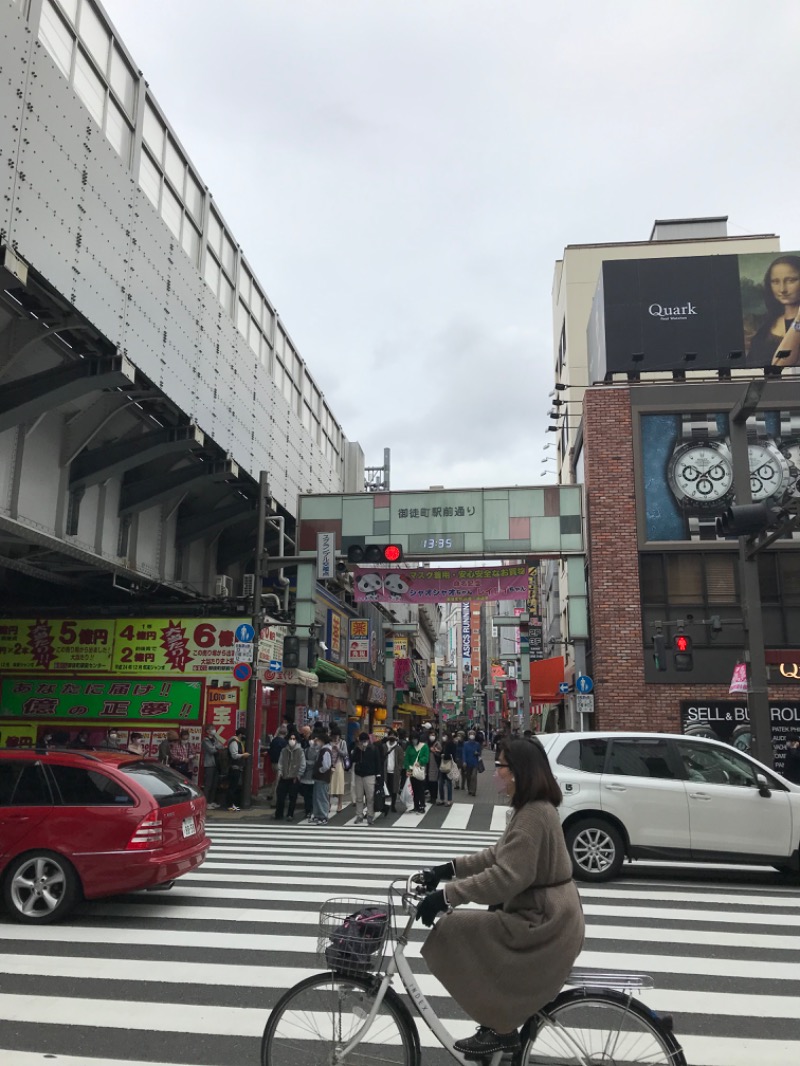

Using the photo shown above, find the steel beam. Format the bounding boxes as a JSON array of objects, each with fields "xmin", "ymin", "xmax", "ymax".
[
  {"xmin": 0, "ymin": 355, "xmax": 136, "ymax": 433},
  {"xmin": 70, "ymin": 424, "xmax": 205, "ymax": 490},
  {"xmin": 119, "ymin": 459, "xmax": 239, "ymax": 515}
]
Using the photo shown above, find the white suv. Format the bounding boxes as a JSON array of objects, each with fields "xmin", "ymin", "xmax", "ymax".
[{"xmin": 538, "ymin": 731, "xmax": 800, "ymax": 881}]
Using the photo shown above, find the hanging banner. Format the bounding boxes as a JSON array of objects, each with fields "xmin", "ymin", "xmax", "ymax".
[
  {"xmin": 729, "ymin": 662, "xmax": 748, "ymax": 695},
  {"xmin": 354, "ymin": 566, "xmax": 528, "ymax": 603},
  {"xmin": 0, "ymin": 677, "xmax": 202, "ymax": 720}
]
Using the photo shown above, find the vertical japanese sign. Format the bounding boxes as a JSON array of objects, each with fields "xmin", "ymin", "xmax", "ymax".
[
  {"xmin": 527, "ymin": 564, "xmax": 545, "ymax": 662},
  {"xmin": 348, "ymin": 619, "xmax": 370, "ymax": 662},
  {"xmin": 470, "ymin": 602, "xmax": 481, "ymax": 686},
  {"xmin": 204, "ymin": 683, "xmax": 241, "ymax": 741},
  {"xmin": 317, "ymin": 531, "xmax": 335, "ymax": 579},
  {"xmin": 328, "ymin": 612, "xmax": 342, "ymax": 660}
]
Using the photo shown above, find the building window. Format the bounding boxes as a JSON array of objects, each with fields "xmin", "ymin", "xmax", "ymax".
[{"xmin": 39, "ymin": 1, "xmax": 74, "ymax": 78}]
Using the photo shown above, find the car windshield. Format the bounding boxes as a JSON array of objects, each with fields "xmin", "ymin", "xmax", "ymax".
[{"xmin": 117, "ymin": 761, "xmax": 200, "ymax": 808}]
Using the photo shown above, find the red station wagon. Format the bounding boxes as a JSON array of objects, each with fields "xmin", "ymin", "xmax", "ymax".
[{"xmin": 0, "ymin": 749, "xmax": 210, "ymax": 923}]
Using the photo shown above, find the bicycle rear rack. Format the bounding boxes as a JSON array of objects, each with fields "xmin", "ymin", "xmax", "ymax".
[{"xmin": 564, "ymin": 968, "xmax": 655, "ymax": 990}]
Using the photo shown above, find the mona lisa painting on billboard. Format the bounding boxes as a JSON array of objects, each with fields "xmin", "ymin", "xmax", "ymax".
[{"xmin": 742, "ymin": 253, "xmax": 800, "ymax": 369}]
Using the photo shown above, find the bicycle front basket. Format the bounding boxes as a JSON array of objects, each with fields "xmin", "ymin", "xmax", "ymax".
[{"xmin": 318, "ymin": 898, "xmax": 391, "ymax": 978}]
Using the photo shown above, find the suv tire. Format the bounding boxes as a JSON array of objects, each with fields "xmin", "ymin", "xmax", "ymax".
[
  {"xmin": 3, "ymin": 850, "xmax": 81, "ymax": 923},
  {"xmin": 565, "ymin": 818, "xmax": 625, "ymax": 882}
]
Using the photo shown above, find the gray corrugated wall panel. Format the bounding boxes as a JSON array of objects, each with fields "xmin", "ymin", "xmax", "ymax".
[{"xmin": 0, "ymin": 2, "xmax": 29, "ymax": 238}]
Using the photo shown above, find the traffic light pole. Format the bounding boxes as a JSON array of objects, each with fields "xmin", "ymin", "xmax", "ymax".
[
  {"xmin": 242, "ymin": 470, "xmax": 269, "ymax": 808},
  {"xmin": 729, "ymin": 389, "xmax": 773, "ymax": 769}
]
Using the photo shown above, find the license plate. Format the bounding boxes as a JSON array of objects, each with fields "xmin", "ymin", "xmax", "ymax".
[{"xmin": 182, "ymin": 816, "xmax": 197, "ymax": 838}]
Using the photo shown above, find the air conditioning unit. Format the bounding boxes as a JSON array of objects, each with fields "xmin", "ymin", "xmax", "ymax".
[
  {"xmin": 215, "ymin": 574, "xmax": 233, "ymax": 597},
  {"xmin": 242, "ymin": 574, "xmax": 255, "ymax": 598}
]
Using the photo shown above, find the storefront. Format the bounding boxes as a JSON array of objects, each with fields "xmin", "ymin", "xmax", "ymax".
[{"xmin": 0, "ymin": 617, "xmax": 257, "ymax": 791}]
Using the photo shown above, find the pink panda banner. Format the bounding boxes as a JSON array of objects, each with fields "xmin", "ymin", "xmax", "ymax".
[{"xmin": 353, "ymin": 565, "xmax": 529, "ymax": 604}]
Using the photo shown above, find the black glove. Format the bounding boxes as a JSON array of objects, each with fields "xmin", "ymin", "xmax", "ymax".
[
  {"xmin": 415, "ymin": 861, "xmax": 455, "ymax": 891},
  {"xmin": 416, "ymin": 890, "xmax": 448, "ymax": 927}
]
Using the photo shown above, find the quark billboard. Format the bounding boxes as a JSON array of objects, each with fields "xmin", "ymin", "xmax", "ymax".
[
  {"xmin": 641, "ymin": 410, "xmax": 800, "ymax": 542},
  {"xmin": 589, "ymin": 251, "xmax": 800, "ymax": 379}
]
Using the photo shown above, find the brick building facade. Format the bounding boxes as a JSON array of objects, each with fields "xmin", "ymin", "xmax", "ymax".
[{"xmin": 583, "ymin": 384, "xmax": 800, "ymax": 735}]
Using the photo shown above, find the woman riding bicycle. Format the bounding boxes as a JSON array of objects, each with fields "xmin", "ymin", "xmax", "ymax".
[{"xmin": 414, "ymin": 737, "xmax": 585, "ymax": 1060}]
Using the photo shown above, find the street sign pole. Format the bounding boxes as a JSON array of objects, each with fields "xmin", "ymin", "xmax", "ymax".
[{"xmin": 242, "ymin": 470, "xmax": 269, "ymax": 808}]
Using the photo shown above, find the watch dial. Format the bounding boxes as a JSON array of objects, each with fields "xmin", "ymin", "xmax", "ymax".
[
  {"xmin": 780, "ymin": 440, "xmax": 800, "ymax": 498},
  {"xmin": 748, "ymin": 443, "xmax": 786, "ymax": 501},
  {"xmin": 673, "ymin": 446, "xmax": 734, "ymax": 501}
]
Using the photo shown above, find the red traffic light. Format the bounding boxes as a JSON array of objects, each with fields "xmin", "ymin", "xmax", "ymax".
[
  {"xmin": 673, "ymin": 634, "xmax": 691, "ymax": 653},
  {"xmin": 346, "ymin": 543, "xmax": 404, "ymax": 564}
]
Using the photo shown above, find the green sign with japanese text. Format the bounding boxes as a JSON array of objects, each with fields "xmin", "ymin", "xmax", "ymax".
[{"xmin": 0, "ymin": 678, "xmax": 202, "ymax": 720}]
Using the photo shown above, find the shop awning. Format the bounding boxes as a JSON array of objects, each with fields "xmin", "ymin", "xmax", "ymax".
[
  {"xmin": 314, "ymin": 658, "xmax": 349, "ymax": 684},
  {"xmin": 396, "ymin": 702, "xmax": 431, "ymax": 716},
  {"xmin": 345, "ymin": 666, "xmax": 381, "ymax": 686},
  {"xmin": 269, "ymin": 667, "xmax": 319, "ymax": 688}
]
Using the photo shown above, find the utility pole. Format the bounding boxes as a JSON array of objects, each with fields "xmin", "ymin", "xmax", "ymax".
[
  {"xmin": 242, "ymin": 470, "xmax": 269, "ymax": 808},
  {"xmin": 729, "ymin": 384, "xmax": 773, "ymax": 768}
]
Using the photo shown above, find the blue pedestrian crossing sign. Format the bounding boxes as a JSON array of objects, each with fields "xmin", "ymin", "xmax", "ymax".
[
  {"xmin": 576, "ymin": 675, "xmax": 594, "ymax": 694},
  {"xmin": 558, "ymin": 682, "xmax": 570, "ymax": 695},
  {"xmin": 236, "ymin": 623, "xmax": 255, "ymax": 643}
]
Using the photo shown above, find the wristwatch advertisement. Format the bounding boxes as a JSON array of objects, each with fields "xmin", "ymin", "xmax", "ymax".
[
  {"xmin": 667, "ymin": 415, "xmax": 735, "ymax": 540},
  {"xmin": 667, "ymin": 412, "xmax": 800, "ymax": 540}
]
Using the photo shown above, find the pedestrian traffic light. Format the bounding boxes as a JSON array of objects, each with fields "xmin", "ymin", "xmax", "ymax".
[
  {"xmin": 346, "ymin": 543, "xmax": 404, "ymax": 564},
  {"xmin": 283, "ymin": 635, "xmax": 301, "ymax": 669},
  {"xmin": 672, "ymin": 633, "xmax": 693, "ymax": 671},
  {"xmin": 652, "ymin": 632, "xmax": 667, "ymax": 672}
]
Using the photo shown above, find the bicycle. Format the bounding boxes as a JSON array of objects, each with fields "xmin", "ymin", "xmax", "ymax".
[{"xmin": 261, "ymin": 873, "xmax": 687, "ymax": 1065}]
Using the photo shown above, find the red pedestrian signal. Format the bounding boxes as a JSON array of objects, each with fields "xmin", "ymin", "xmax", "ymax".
[{"xmin": 672, "ymin": 633, "xmax": 693, "ymax": 671}]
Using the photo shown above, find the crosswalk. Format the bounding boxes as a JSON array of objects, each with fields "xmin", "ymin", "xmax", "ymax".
[
  {"xmin": 0, "ymin": 821, "xmax": 798, "ymax": 1066},
  {"xmin": 260, "ymin": 794, "xmax": 512, "ymax": 832}
]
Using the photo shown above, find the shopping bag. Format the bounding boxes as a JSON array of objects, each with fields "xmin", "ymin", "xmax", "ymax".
[{"xmin": 399, "ymin": 777, "xmax": 414, "ymax": 811}]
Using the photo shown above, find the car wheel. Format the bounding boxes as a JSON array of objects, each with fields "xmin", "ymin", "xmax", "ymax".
[
  {"xmin": 566, "ymin": 819, "xmax": 625, "ymax": 882},
  {"xmin": 3, "ymin": 850, "xmax": 80, "ymax": 923}
]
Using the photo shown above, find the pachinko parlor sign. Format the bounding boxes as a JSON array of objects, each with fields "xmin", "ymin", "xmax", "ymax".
[{"xmin": 353, "ymin": 566, "xmax": 528, "ymax": 604}]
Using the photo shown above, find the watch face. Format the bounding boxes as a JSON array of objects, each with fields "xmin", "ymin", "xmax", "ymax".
[
  {"xmin": 779, "ymin": 439, "xmax": 800, "ymax": 499},
  {"xmin": 748, "ymin": 442, "xmax": 791, "ymax": 501},
  {"xmin": 669, "ymin": 442, "xmax": 734, "ymax": 505}
]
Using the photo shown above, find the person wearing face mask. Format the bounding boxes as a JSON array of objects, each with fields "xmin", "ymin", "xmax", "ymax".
[
  {"xmin": 436, "ymin": 730, "xmax": 457, "ymax": 807},
  {"xmin": 311, "ymin": 731, "xmax": 334, "ymax": 825},
  {"xmin": 351, "ymin": 732, "xmax": 382, "ymax": 824},
  {"xmin": 403, "ymin": 729, "xmax": 430, "ymax": 813},
  {"xmin": 380, "ymin": 730, "xmax": 401, "ymax": 813},
  {"xmin": 462, "ymin": 731, "xmax": 482, "ymax": 797},
  {"xmin": 413, "ymin": 737, "xmax": 584, "ymax": 1061},
  {"xmin": 274, "ymin": 732, "xmax": 306, "ymax": 820}
]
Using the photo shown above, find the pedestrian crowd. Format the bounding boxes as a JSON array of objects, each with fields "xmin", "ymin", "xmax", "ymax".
[{"xmin": 257, "ymin": 720, "xmax": 511, "ymax": 826}]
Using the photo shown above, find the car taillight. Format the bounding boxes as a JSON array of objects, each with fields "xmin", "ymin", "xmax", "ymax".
[{"xmin": 127, "ymin": 811, "xmax": 163, "ymax": 850}]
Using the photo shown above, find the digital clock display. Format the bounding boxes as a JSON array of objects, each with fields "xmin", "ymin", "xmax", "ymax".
[{"xmin": 408, "ymin": 533, "xmax": 466, "ymax": 552}]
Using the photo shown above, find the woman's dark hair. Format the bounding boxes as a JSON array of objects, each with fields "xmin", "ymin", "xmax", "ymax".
[
  {"xmin": 500, "ymin": 737, "xmax": 562, "ymax": 810},
  {"xmin": 761, "ymin": 255, "xmax": 800, "ymax": 318}
]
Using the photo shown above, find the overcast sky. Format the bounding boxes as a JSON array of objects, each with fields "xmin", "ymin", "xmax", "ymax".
[{"xmin": 104, "ymin": 0, "xmax": 800, "ymax": 491}]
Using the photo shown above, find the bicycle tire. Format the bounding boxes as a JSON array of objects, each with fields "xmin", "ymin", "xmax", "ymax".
[
  {"xmin": 523, "ymin": 986, "xmax": 687, "ymax": 1065},
  {"xmin": 261, "ymin": 971, "xmax": 421, "ymax": 1066}
]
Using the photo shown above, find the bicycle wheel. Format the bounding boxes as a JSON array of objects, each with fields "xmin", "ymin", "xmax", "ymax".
[
  {"xmin": 261, "ymin": 971, "xmax": 421, "ymax": 1066},
  {"xmin": 523, "ymin": 987, "xmax": 687, "ymax": 1065}
]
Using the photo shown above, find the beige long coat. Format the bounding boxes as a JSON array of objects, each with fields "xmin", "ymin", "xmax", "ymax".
[{"xmin": 421, "ymin": 800, "xmax": 584, "ymax": 1032}]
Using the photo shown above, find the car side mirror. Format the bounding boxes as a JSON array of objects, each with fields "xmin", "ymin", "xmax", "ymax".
[{"xmin": 755, "ymin": 773, "xmax": 772, "ymax": 798}]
